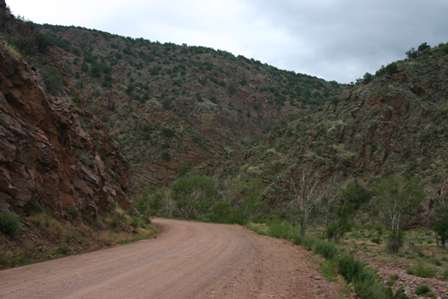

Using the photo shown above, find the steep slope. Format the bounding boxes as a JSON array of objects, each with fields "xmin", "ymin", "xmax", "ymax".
[
  {"xmin": 244, "ymin": 43, "xmax": 448, "ymax": 214},
  {"xmin": 0, "ymin": 2, "xmax": 128, "ymax": 223},
  {"xmin": 0, "ymin": 2, "xmax": 156, "ymax": 268},
  {"xmin": 0, "ymin": 44, "xmax": 129, "ymax": 219},
  {"xmin": 15, "ymin": 23, "xmax": 342, "ymax": 188}
]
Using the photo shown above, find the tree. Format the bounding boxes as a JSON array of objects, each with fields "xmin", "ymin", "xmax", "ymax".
[
  {"xmin": 406, "ymin": 48, "xmax": 418, "ymax": 59},
  {"xmin": 327, "ymin": 180, "xmax": 371, "ymax": 241},
  {"xmin": 432, "ymin": 179, "xmax": 448, "ymax": 248},
  {"xmin": 417, "ymin": 42, "xmax": 431, "ymax": 52},
  {"xmin": 287, "ymin": 163, "xmax": 327, "ymax": 239},
  {"xmin": 362, "ymin": 72, "xmax": 374, "ymax": 84},
  {"xmin": 406, "ymin": 42, "xmax": 431, "ymax": 59},
  {"xmin": 171, "ymin": 175, "xmax": 218, "ymax": 219},
  {"xmin": 373, "ymin": 175, "xmax": 424, "ymax": 253}
]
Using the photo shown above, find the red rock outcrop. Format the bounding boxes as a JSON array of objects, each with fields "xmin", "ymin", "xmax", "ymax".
[{"xmin": 0, "ymin": 42, "xmax": 129, "ymax": 220}]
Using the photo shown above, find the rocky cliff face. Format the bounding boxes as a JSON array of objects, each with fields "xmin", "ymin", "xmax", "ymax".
[{"xmin": 0, "ymin": 40, "xmax": 129, "ymax": 220}]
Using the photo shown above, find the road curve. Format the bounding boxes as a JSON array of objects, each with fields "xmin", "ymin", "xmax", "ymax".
[{"xmin": 0, "ymin": 219, "xmax": 340, "ymax": 299}]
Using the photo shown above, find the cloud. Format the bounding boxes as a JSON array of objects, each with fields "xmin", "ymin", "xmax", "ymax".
[{"xmin": 7, "ymin": 0, "xmax": 448, "ymax": 82}]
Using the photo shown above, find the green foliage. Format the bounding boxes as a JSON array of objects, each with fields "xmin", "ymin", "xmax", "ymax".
[
  {"xmin": 443, "ymin": 269, "xmax": 448, "ymax": 280},
  {"xmin": 337, "ymin": 254, "xmax": 364, "ymax": 283},
  {"xmin": 376, "ymin": 63, "xmax": 399, "ymax": 76},
  {"xmin": 363, "ymin": 72, "xmax": 374, "ymax": 84},
  {"xmin": 417, "ymin": 42, "xmax": 431, "ymax": 52},
  {"xmin": 202, "ymin": 200, "xmax": 246, "ymax": 224},
  {"xmin": 312, "ymin": 240, "xmax": 338, "ymax": 259},
  {"xmin": 267, "ymin": 219, "xmax": 296, "ymax": 239},
  {"xmin": 327, "ymin": 180, "xmax": 371, "ymax": 241},
  {"xmin": 406, "ymin": 48, "xmax": 418, "ymax": 59},
  {"xmin": 225, "ymin": 177, "xmax": 264, "ymax": 222},
  {"xmin": 406, "ymin": 263, "xmax": 437, "ymax": 278},
  {"xmin": 0, "ymin": 211, "xmax": 21, "ymax": 237},
  {"xmin": 337, "ymin": 255, "xmax": 394, "ymax": 299},
  {"xmin": 133, "ymin": 189, "xmax": 164, "ymax": 219},
  {"xmin": 406, "ymin": 42, "xmax": 431, "ymax": 59},
  {"xmin": 320, "ymin": 260, "xmax": 337, "ymax": 282},
  {"xmin": 161, "ymin": 128, "xmax": 175, "ymax": 138},
  {"xmin": 42, "ymin": 66, "xmax": 64, "ymax": 95},
  {"xmin": 373, "ymin": 175, "xmax": 424, "ymax": 253},
  {"xmin": 415, "ymin": 284, "xmax": 432, "ymax": 296},
  {"xmin": 432, "ymin": 202, "xmax": 448, "ymax": 247},
  {"xmin": 8, "ymin": 32, "xmax": 50, "ymax": 55},
  {"xmin": 354, "ymin": 267, "xmax": 392, "ymax": 299},
  {"xmin": 171, "ymin": 175, "xmax": 218, "ymax": 219}
]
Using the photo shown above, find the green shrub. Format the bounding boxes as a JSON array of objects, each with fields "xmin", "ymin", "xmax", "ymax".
[
  {"xmin": 415, "ymin": 284, "xmax": 431, "ymax": 296},
  {"xmin": 443, "ymin": 269, "xmax": 448, "ymax": 280},
  {"xmin": 28, "ymin": 213, "xmax": 65, "ymax": 238},
  {"xmin": 0, "ymin": 211, "xmax": 21, "ymax": 237},
  {"xmin": 386, "ymin": 274, "xmax": 399, "ymax": 287},
  {"xmin": 353, "ymin": 267, "xmax": 390, "ymax": 299},
  {"xmin": 432, "ymin": 203, "xmax": 448, "ymax": 247},
  {"xmin": 161, "ymin": 151, "xmax": 171, "ymax": 161},
  {"xmin": 161, "ymin": 128, "xmax": 176, "ymax": 138},
  {"xmin": 376, "ymin": 63, "xmax": 399, "ymax": 76},
  {"xmin": 337, "ymin": 254, "xmax": 364, "ymax": 283},
  {"xmin": 320, "ymin": 260, "xmax": 337, "ymax": 282},
  {"xmin": 392, "ymin": 288, "xmax": 410, "ymax": 299},
  {"xmin": 133, "ymin": 188, "xmax": 164, "ymax": 218},
  {"xmin": 327, "ymin": 180, "xmax": 371, "ymax": 241},
  {"xmin": 301, "ymin": 238, "xmax": 317, "ymax": 251},
  {"xmin": 406, "ymin": 263, "xmax": 437, "ymax": 278},
  {"xmin": 171, "ymin": 175, "xmax": 218, "ymax": 219},
  {"xmin": 312, "ymin": 240, "xmax": 338, "ymax": 259},
  {"xmin": 267, "ymin": 220, "xmax": 295, "ymax": 239},
  {"xmin": 42, "ymin": 67, "xmax": 64, "ymax": 95},
  {"xmin": 203, "ymin": 200, "xmax": 244, "ymax": 224}
]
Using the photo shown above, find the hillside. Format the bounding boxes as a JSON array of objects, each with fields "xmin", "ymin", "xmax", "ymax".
[
  {"xmin": 3, "ymin": 0, "xmax": 448, "ymax": 230},
  {"xmin": 15, "ymin": 23, "xmax": 343, "ymax": 188},
  {"xmin": 2, "ymin": 0, "xmax": 448, "ymax": 237},
  {"xmin": 251, "ymin": 43, "xmax": 448, "ymax": 216},
  {"xmin": 0, "ymin": 2, "xmax": 156, "ymax": 268}
]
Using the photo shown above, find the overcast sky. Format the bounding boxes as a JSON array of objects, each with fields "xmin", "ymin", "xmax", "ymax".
[{"xmin": 7, "ymin": 0, "xmax": 448, "ymax": 83}]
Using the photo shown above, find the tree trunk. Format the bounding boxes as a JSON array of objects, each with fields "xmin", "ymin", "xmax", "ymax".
[{"xmin": 299, "ymin": 211, "xmax": 307, "ymax": 240}]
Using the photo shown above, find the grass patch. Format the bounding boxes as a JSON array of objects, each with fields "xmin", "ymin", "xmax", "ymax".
[
  {"xmin": 415, "ymin": 284, "xmax": 434, "ymax": 297},
  {"xmin": 320, "ymin": 260, "xmax": 338, "ymax": 282},
  {"xmin": 246, "ymin": 222, "xmax": 269, "ymax": 235},
  {"xmin": 406, "ymin": 263, "xmax": 437, "ymax": 278},
  {"xmin": 267, "ymin": 220, "xmax": 296, "ymax": 239},
  {"xmin": 443, "ymin": 269, "xmax": 448, "ymax": 280},
  {"xmin": 312, "ymin": 240, "xmax": 338, "ymax": 259}
]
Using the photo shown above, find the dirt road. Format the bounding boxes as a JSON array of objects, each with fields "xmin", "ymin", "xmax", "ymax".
[{"xmin": 0, "ymin": 219, "xmax": 340, "ymax": 299}]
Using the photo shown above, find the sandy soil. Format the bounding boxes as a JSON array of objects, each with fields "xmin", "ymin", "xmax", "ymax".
[{"xmin": 0, "ymin": 218, "xmax": 340, "ymax": 299}]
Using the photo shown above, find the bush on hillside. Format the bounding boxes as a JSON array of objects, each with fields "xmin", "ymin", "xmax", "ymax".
[
  {"xmin": 432, "ymin": 202, "xmax": 448, "ymax": 247},
  {"xmin": 171, "ymin": 175, "xmax": 218, "ymax": 219},
  {"xmin": 376, "ymin": 63, "xmax": 399, "ymax": 76},
  {"xmin": 406, "ymin": 263, "xmax": 437, "ymax": 278},
  {"xmin": 0, "ymin": 211, "xmax": 21, "ymax": 237},
  {"xmin": 373, "ymin": 175, "xmax": 424, "ymax": 253},
  {"xmin": 415, "ymin": 284, "xmax": 432, "ymax": 296}
]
